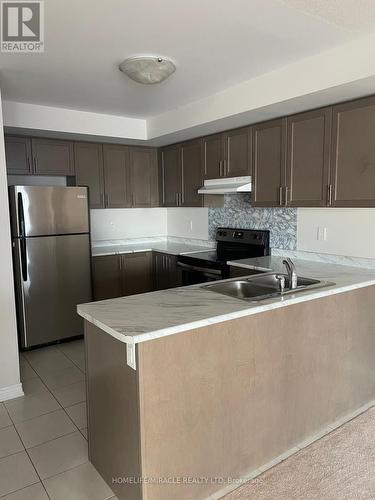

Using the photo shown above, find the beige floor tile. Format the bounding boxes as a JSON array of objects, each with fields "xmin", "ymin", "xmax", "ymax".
[
  {"xmin": 43, "ymin": 462, "xmax": 113, "ymax": 500},
  {"xmin": 65, "ymin": 402, "xmax": 87, "ymax": 430},
  {"xmin": 0, "ymin": 451, "xmax": 39, "ymax": 497},
  {"xmin": 28, "ymin": 431, "xmax": 88, "ymax": 480},
  {"xmin": 57, "ymin": 340, "xmax": 84, "ymax": 360},
  {"xmin": 5, "ymin": 391, "xmax": 61, "ymax": 423},
  {"xmin": 39, "ymin": 365, "xmax": 85, "ymax": 390},
  {"xmin": 25, "ymin": 349, "xmax": 75, "ymax": 375},
  {"xmin": 21, "ymin": 378, "xmax": 49, "ymax": 396},
  {"xmin": 51, "ymin": 381, "xmax": 86, "ymax": 408},
  {"xmin": 68, "ymin": 352, "xmax": 86, "ymax": 372},
  {"xmin": 0, "ymin": 426, "xmax": 24, "ymax": 459},
  {"xmin": 19, "ymin": 358, "xmax": 38, "ymax": 382},
  {"xmin": 15, "ymin": 409, "xmax": 77, "ymax": 449},
  {"xmin": 0, "ymin": 403, "xmax": 12, "ymax": 430},
  {"xmin": 1, "ymin": 482, "xmax": 49, "ymax": 500},
  {"xmin": 80, "ymin": 427, "xmax": 87, "ymax": 440}
]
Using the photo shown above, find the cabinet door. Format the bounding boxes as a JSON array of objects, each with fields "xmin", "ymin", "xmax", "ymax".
[
  {"xmin": 32, "ymin": 138, "xmax": 74, "ymax": 176},
  {"xmin": 92, "ymin": 255, "xmax": 122, "ymax": 301},
  {"xmin": 181, "ymin": 139, "xmax": 203, "ymax": 207},
  {"xmin": 252, "ymin": 119, "xmax": 286, "ymax": 207},
  {"xmin": 129, "ymin": 147, "xmax": 159, "ymax": 208},
  {"xmin": 161, "ymin": 145, "xmax": 181, "ymax": 207},
  {"xmin": 202, "ymin": 133, "xmax": 223, "ymax": 179},
  {"xmin": 121, "ymin": 252, "xmax": 153, "ymax": 296},
  {"xmin": 5, "ymin": 136, "xmax": 32, "ymax": 175},
  {"xmin": 165, "ymin": 254, "xmax": 178, "ymax": 288},
  {"xmin": 286, "ymin": 108, "xmax": 331, "ymax": 207},
  {"xmin": 74, "ymin": 143, "xmax": 105, "ymax": 209},
  {"xmin": 103, "ymin": 145, "xmax": 131, "ymax": 208},
  {"xmin": 223, "ymin": 127, "xmax": 251, "ymax": 177},
  {"xmin": 153, "ymin": 252, "xmax": 178, "ymax": 290},
  {"xmin": 331, "ymin": 97, "xmax": 375, "ymax": 207}
]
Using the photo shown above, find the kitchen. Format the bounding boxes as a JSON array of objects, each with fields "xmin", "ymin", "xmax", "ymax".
[{"xmin": 2, "ymin": 1, "xmax": 375, "ymax": 499}]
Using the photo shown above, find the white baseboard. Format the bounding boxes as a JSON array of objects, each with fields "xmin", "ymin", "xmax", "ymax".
[{"xmin": 0, "ymin": 383, "xmax": 23, "ymax": 402}]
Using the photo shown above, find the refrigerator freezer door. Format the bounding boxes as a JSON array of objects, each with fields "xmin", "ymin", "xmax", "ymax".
[
  {"xmin": 9, "ymin": 186, "xmax": 89, "ymax": 237},
  {"xmin": 14, "ymin": 234, "xmax": 92, "ymax": 348}
]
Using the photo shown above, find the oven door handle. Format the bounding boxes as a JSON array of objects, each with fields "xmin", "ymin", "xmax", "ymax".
[{"xmin": 177, "ymin": 261, "xmax": 222, "ymax": 276}]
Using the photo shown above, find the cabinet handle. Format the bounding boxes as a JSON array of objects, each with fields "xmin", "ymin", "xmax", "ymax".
[
  {"xmin": 279, "ymin": 186, "xmax": 283, "ymax": 206},
  {"xmin": 284, "ymin": 186, "xmax": 289, "ymax": 206},
  {"xmin": 101, "ymin": 192, "xmax": 105, "ymax": 208},
  {"xmin": 27, "ymin": 156, "xmax": 31, "ymax": 173},
  {"xmin": 219, "ymin": 160, "xmax": 222, "ymax": 177},
  {"xmin": 175, "ymin": 193, "xmax": 179, "ymax": 206},
  {"xmin": 179, "ymin": 192, "xmax": 183, "ymax": 206},
  {"xmin": 33, "ymin": 156, "xmax": 37, "ymax": 173},
  {"xmin": 223, "ymin": 159, "xmax": 227, "ymax": 176}
]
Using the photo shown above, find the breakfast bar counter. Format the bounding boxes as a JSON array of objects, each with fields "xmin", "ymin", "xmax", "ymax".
[{"xmin": 78, "ymin": 258, "xmax": 375, "ymax": 500}]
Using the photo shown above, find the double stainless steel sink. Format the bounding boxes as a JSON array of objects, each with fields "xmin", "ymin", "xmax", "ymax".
[{"xmin": 203, "ymin": 272, "xmax": 335, "ymax": 302}]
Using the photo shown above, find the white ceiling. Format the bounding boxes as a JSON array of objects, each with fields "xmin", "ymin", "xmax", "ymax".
[{"xmin": 1, "ymin": 0, "xmax": 375, "ymax": 120}]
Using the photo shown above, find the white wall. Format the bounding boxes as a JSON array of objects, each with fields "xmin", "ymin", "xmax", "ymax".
[
  {"xmin": 0, "ymin": 93, "xmax": 23, "ymax": 401},
  {"xmin": 3, "ymin": 101, "xmax": 147, "ymax": 141},
  {"xmin": 167, "ymin": 208, "xmax": 208, "ymax": 240},
  {"xmin": 90, "ymin": 207, "xmax": 209, "ymax": 242},
  {"xmin": 297, "ymin": 208, "xmax": 375, "ymax": 259},
  {"xmin": 90, "ymin": 208, "xmax": 167, "ymax": 241}
]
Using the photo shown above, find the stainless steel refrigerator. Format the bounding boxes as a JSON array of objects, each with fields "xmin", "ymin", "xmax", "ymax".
[{"xmin": 9, "ymin": 186, "xmax": 92, "ymax": 349}]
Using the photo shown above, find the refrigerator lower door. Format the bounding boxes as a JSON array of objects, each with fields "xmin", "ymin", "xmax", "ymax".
[{"xmin": 14, "ymin": 234, "xmax": 92, "ymax": 348}]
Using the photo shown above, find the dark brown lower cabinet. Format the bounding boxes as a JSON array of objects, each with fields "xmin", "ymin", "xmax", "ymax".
[
  {"xmin": 93, "ymin": 252, "xmax": 154, "ymax": 301},
  {"xmin": 121, "ymin": 252, "xmax": 153, "ymax": 296},
  {"xmin": 92, "ymin": 255, "xmax": 122, "ymax": 301},
  {"xmin": 153, "ymin": 252, "xmax": 179, "ymax": 290}
]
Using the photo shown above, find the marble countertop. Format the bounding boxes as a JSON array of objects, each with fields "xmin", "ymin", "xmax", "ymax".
[
  {"xmin": 91, "ymin": 240, "xmax": 215, "ymax": 257},
  {"xmin": 78, "ymin": 256, "xmax": 375, "ymax": 347}
]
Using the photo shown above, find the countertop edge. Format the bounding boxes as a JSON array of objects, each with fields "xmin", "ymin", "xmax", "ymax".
[{"xmin": 77, "ymin": 279, "xmax": 375, "ymax": 345}]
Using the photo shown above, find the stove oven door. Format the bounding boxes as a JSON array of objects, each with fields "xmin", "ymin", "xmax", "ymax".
[{"xmin": 177, "ymin": 261, "xmax": 223, "ymax": 286}]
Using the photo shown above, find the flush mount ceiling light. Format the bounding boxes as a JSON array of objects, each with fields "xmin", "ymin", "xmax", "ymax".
[{"xmin": 119, "ymin": 56, "xmax": 176, "ymax": 85}]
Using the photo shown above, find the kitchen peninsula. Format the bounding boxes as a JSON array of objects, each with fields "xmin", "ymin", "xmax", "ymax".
[{"xmin": 77, "ymin": 258, "xmax": 375, "ymax": 500}]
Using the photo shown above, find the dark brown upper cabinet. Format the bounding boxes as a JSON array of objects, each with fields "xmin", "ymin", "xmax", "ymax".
[
  {"xmin": 180, "ymin": 139, "xmax": 203, "ymax": 207},
  {"xmin": 224, "ymin": 127, "xmax": 252, "ymax": 177},
  {"xmin": 252, "ymin": 118, "xmax": 287, "ymax": 207},
  {"xmin": 74, "ymin": 142, "xmax": 105, "ymax": 209},
  {"xmin": 5, "ymin": 136, "xmax": 32, "ymax": 175},
  {"xmin": 129, "ymin": 147, "xmax": 159, "ymax": 208},
  {"xmin": 202, "ymin": 128, "xmax": 251, "ymax": 180},
  {"xmin": 330, "ymin": 96, "xmax": 375, "ymax": 207},
  {"xmin": 32, "ymin": 138, "xmax": 74, "ymax": 176},
  {"xmin": 161, "ymin": 145, "xmax": 182, "ymax": 207},
  {"xmin": 103, "ymin": 144, "xmax": 132, "ymax": 208},
  {"xmin": 202, "ymin": 133, "xmax": 222, "ymax": 179},
  {"xmin": 285, "ymin": 108, "xmax": 331, "ymax": 207},
  {"xmin": 161, "ymin": 140, "xmax": 204, "ymax": 207}
]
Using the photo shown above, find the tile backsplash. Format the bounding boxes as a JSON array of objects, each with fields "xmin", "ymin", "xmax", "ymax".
[{"xmin": 208, "ymin": 194, "xmax": 297, "ymax": 250}]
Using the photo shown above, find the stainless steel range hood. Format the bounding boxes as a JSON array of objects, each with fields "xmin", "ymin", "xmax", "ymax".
[{"xmin": 198, "ymin": 176, "xmax": 251, "ymax": 195}]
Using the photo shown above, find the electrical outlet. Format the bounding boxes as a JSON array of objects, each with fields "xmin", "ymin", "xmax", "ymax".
[{"xmin": 316, "ymin": 227, "xmax": 328, "ymax": 241}]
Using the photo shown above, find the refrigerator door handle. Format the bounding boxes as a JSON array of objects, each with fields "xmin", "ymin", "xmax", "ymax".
[
  {"xmin": 17, "ymin": 192, "xmax": 26, "ymax": 238},
  {"xmin": 17, "ymin": 193, "xmax": 28, "ymax": 281},
  {"xmin": 20, "ymin": 237, "xmax": 27, "ymax": 281}
]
